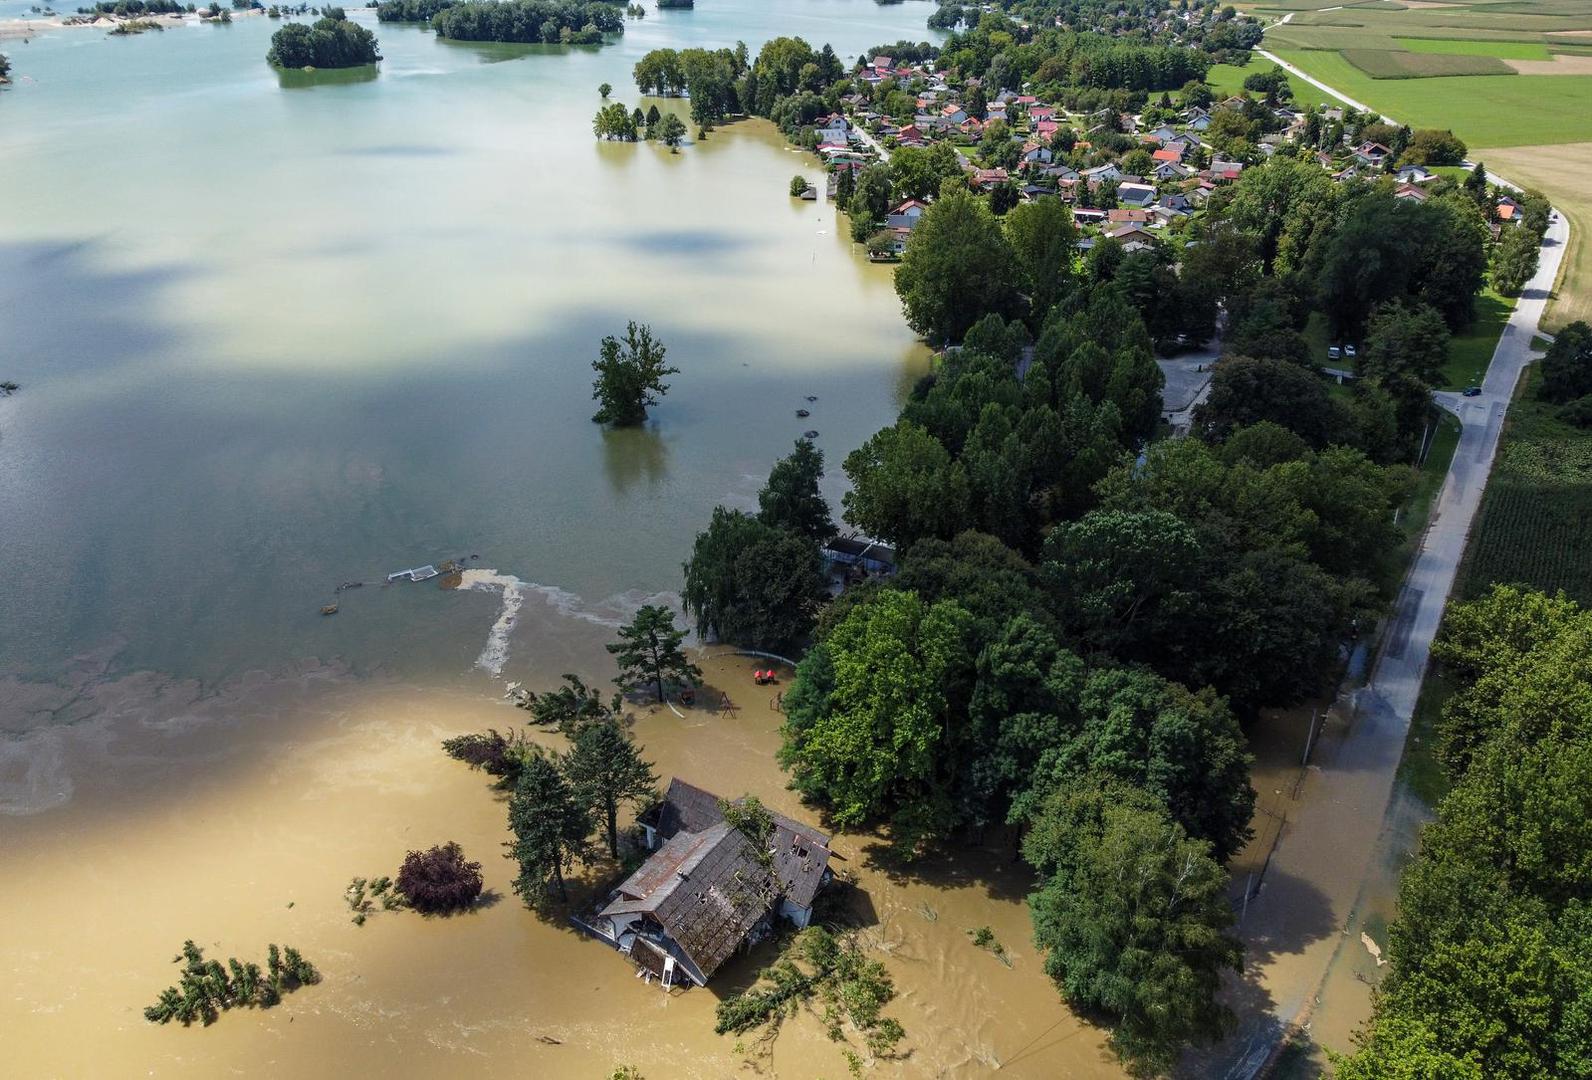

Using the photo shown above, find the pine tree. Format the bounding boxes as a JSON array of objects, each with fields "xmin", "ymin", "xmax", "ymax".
[
  {"xmin": 607, "ymin": 604, "xmax": 701, "ymax": 703},
  {"xmin": 565, "ymin": 719, "xmax": 658, "ymax": 857},
  {"xmin": 506, "ymin": 754, "xmax": 593, "ymax": 906}
]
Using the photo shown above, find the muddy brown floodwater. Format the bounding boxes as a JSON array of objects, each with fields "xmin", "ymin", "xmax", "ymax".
[{"xmin": 1, "ymin": 646, "xmax": 1124, "ymax": 1079}]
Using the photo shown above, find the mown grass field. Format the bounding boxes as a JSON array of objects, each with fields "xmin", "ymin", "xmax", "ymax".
[
  {"xmin": 1442, "ymin": 288, "xmax": 1514, "ymax": 390},
  {"xmin": 1459, "ymin": 366, "xmax": 1592, "ymax": 604},
  {"xmin": 1394, "ymin": 36, "xmax": 1551, "ymax": 59},
  {"xmin": 1205, "ymin": 53, "xmax": 1341, "ymax": 105},
  {"xmin": 1270, "ymin": 49, "xmax": 1592, "ymax": 146}
]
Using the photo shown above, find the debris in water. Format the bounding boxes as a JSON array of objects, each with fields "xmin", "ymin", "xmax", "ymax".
[
  {"xmin": 387, "ymin": 565, "xmax": 439, "ymax": 583},
  {"xmin": 535, "ymin": 1035, "xmax": 562, "ymax": 1046},
  {"xmin": 321, "ymin": 605, "xmax": 339, "ymax": 617},
  {"xmin": 336, "ymin": 581, "xmax": 363, "ymax": 592},
  {"xmin": 803, "ymin": 429, "xmax": 819, "ymax": 438},
  {"xmin": 796, "ymin": 408, "xmax": 810, "ymax": 418},
  {"xmin": 1360, "ymin": 931, "xmax": 1386, "ymax": 967},
  {"xmin": 805, "ymin": 395, "xmax": 817, "ymax": 402}
]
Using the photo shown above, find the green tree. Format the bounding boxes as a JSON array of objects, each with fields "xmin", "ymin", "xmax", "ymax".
[
  {"xmin": 681, "ymin": 508, "xmax": 827, "ymax": 650},
  {"xmin": 1491, "ymin": 224, "xmax": 1540, "ymax": 297},
  {"xmin": 1361, "ymin": 299, "xmax": 1450, "ymax": 388},
  {"xmin": 1004, "ymin": 197, "xmax": 1076, "ymax": 323},
  {"xmin": 1537, "ymin": 321, "xmax": 1592, "ymax": 404},
  {"xmin": 1194, "ymin": 354, "xmax": 1336, "ymax": 447},
  {"xmin": 758, "ymin": 437, "xmax": 836, "ymax": 543},
  {"xmin": 894, "ymin": 184, "xmax": 1020, "ymax": 344},
  {"xmin": 888, "ymin": 142, "xmax": 965, "ymax": 202},
  {"xmin": 1024, "ymin": 788, "xmax": 1242, "ymax": 1075},
  {"xmin": 590, "ymin": 321, "xmax": 677, "ymax": 426},
  {"xmin": 789, "ymin": 174, "xmax": 810, "ymax": 197},
  {"xmin": 847, "ymin": 163, "xmax": 893, "ymax": 244},
  {"xmin": 599, "ymin": 81, "xmax": 612, "ymax": 97},
  {"xmin": 265, "ymin": 9, "xmax": 381, "ymax": 68},
  {"xmin": 1026, "ymin": 667, "xmax": 1255, "ymax": 861},
  {"xmin": 1402, "ymin": 128, "xmax": 1467, "ymax": 167},
  {"xmin": 565, "ymin": 719, "xmax": 657, "ymax": 858},
  {"xmin": 656, "ymin": 112, "xmax": 687, "ymax": 150},
  {"xmin": 778, "ymin": 588, "xmax": 972, "ymax": 850},
  {"xmin": 505, "ymin": 754, "xmax": 592, "ymax": 906},
  {"xmin": 841, "ymin": 421, "xmax": 971, "ymax": 550},
  {"xmin": 593, "ymin": 101, "xmax": 638, "ymax": 140},
  {"xmin": 607, "ymin": 604, "xmax": 701, "ymax": 703}
]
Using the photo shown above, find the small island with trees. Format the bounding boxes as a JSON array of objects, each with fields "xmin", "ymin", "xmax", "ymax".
[
  {"xmin": 430, "ymin": 0, "xmax": 622, "ymax": 45},
  {"xmin": 266, "ymin": 7, "xmax": 380, "ymax": 69}
]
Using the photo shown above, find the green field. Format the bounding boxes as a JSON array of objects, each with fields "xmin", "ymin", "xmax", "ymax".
[
  {"xmin": 1271, "ymin": 49, "xmax": 1592, "ymax": 145},
  {"xmin": 1342, "ymin": 47, "xmax": 1512, "ymax": 77},
  {"xmin": 1205, "ymin": 54, "xmax": 1341, "ymax": 106},
  {"xmin": 1394, "ymin": 36, "xmax": 1551, "ymax": 59},
  {"xmin": 1459, "ymin": 367, "xmax": 1592, "ymax": 604},
  {"xmin": 1441, "ymin": 288, "xmax": 1514, "ymax": 390}
]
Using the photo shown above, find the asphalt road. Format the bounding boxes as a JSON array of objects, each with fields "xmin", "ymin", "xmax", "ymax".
[{"xmin": 1207, "ymin": 154, "xmax": 1571, "ymax": 1080}]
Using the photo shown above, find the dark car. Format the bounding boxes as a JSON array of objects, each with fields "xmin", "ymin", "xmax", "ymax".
[{"xmin": 1463, "ymin": 385, "xmax": 1482, "ymax": 397}]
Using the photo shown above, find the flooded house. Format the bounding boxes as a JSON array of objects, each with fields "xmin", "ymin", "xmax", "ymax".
[{"xmin": 577, "ymin": 779, "xmax": 834, "ymax": 988}]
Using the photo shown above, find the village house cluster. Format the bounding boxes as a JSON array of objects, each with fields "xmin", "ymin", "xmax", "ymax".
[{"xmin": 818, "ymin": 53, "xmax": 1526, "ymax": 260}]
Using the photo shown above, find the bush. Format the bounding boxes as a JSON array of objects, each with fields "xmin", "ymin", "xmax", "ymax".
[{"xmin": 395, "ymin": 842, "xmax": 484, "ymax": 914}]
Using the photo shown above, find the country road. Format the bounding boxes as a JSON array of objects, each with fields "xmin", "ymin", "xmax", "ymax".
[{"xmin": 1205, "ymin": 62, "xmax": 1572, "ymax": 1077}]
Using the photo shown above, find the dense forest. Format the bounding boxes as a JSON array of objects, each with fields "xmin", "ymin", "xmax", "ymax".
[
  {"xmin": 430, "ymin": 0, "xmax": 622, "ymax": 44},
  {"xmin": 373, "ymin": 0, "xmax": 454, "ymax": 21}
]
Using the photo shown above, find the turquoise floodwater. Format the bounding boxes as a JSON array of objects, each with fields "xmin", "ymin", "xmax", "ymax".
[{"xmin": 0, "ymin": 1, "xmax": 940, "ymax": 700}]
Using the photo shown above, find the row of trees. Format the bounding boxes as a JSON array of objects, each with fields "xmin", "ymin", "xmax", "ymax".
[
  {"xmin": 265, "ymin": 8, "xmax": 380, "ymax": 68},
  {"xmin": 592, "ymin": 101, "xmax": 686, "ymax": 146},
  {"xmin": 1335, "ymin": 586, "xmax": 1592, "ymax": 1078},
  {"xmin": 373, "ymin": 0, "xmax": 453, "ymax": 20},
  {"xmin": 430, "ymin": 0, "xmax": 621, "ymax": 44}
]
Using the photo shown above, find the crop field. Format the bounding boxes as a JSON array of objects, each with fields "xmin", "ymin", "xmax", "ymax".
[
  {"xmin": 1270, "ymin": 50, "xmax": 1592, "ymax": 145},
  {"xmin": 1460, "ymin": 369, "xmax": 1592, "ymax": 604},
  {"xmin": 1343, "ymin": 48, "xmax": 1513, "ymax": 75},
  {"xmin": 1394, "ymin": 36, "xmax": 1552, "ymax": 57}
]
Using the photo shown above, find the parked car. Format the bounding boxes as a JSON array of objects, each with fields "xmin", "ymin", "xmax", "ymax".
[
  {"xmin": 1327, "ymin": 345, "xmax": 1342, "ymax": 361},
  {"xmin": 1344, "ymin": 344, "xmax": 1357, "ymax": 359},
  {"xmin": 1463, "ymin": 385, "xmax": 1482, "ymax": 397}
]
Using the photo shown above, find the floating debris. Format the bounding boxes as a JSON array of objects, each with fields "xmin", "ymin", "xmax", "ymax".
[
  {"xmin": 387, "ymin": 565, "xmax": 439, "ymax": 583},
  {"xmin": 805, "ymin": 395, "xmax": 817, "ymax": 402},
  {"xmin": 796, "ymin": 408, "xmax": 810, "ymax": 418},
  {"xmin": 321, "ymin": 604, "xmax": 339, "ymax": 617},
  {"xmin": 336, "ymin": 581, "xmax": 363, "ymax": 592},
  {"xmin": 803, "ymin": 429, "xmax": 820, "ymax": 438}
]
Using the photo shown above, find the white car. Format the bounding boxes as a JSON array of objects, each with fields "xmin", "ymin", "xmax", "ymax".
[{"xmin": 1345, "ymin": 344, "xmax": 1357, "ymax": 359}]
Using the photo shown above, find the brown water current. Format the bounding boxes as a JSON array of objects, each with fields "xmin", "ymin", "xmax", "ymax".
[{"xmin": 1, "ymin": 649, "xmax": 1121, "ymax": 1078}]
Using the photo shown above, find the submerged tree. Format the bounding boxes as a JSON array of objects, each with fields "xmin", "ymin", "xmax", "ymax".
[
  {"xmin": 656, "ymin": 111, "xmax": 687, "ymax": 150},
  {"xmin": 144, "ymin": 940, "xmax": 319, "ymax": 1026},
  {"xmin": 565, "ymin": 718, "xmax": 658, "ymax": 857},
  {"xmin": 607, "ymin": 604, "xmax": 701, "ymax": 702},
  {"xmin": 505, "ymin": 754, "xmax": 592, "ymax": 906},
  {"xmin": 590, "ymin": 321, "xmax": 677, "ymax": 426},
  {"xmin": 521, "ymin": 673, "xmax": 616, "ymax": 735}
]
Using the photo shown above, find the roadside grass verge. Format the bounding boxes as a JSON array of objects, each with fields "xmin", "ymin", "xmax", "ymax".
[{"xmin": 1441, "ymin": 288, "xmax": 1513, "ymax": 391}]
